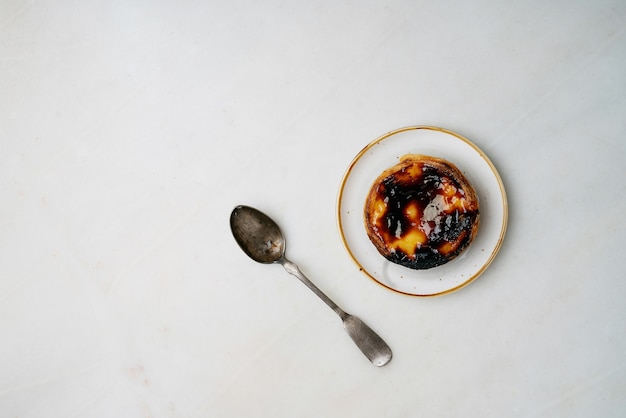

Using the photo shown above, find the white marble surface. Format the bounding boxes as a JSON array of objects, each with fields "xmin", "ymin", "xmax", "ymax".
[{"xmin": 1, "ymin": 1, "xmax": 625, "ymax": 417}]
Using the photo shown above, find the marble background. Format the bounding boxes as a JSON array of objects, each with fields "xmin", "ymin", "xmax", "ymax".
[{"xmin": 1, "ymin": 0, "xmax": 625, "ymax": 417}]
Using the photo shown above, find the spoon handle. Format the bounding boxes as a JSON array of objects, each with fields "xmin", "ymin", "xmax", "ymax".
[
  {"xmin": 282, "ymin": 260, "xmax": 342, "ymax": 315},
  {"xmin": 342, "ymin": 314, "xmax": 393, "ymax": 367},
  {"xmin": 281, "ymin": 259, "xmax": 393, "ymax": 367}
]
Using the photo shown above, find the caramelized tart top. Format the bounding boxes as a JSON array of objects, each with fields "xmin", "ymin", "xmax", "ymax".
[{"xmin": 364, "ymin": 154, "xmax": 480, "ymax": 270}]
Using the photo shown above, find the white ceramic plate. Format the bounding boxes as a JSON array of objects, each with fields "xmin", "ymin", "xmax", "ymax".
[{"xmin": 337, "ymin": 126, "xmax": 508, "ymax": 297}]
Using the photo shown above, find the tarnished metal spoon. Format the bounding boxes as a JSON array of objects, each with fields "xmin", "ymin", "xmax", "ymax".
[{"xmin": 230, "ymin": 205, "xmax": 392, "ymax": 367}]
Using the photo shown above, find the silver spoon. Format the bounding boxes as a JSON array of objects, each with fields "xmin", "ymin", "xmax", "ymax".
[{"xmin": 230, "ymin": 205, "xmax": 392, "ymax": 367}]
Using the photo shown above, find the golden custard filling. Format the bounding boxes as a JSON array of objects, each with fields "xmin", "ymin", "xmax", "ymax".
[{"xmin": 364, "ymin": 154, "xmax": 480, "ymax": 270}]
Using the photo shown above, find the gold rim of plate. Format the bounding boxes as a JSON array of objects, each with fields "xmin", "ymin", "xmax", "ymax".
[{"xmin": 336, "ymin": 125, "xmax": 509, "ymax": 297}]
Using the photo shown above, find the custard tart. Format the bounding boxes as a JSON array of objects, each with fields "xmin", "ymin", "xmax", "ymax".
[{"xmin": 364, "ymin": 154, "xmax": 480, "ymax": 270}]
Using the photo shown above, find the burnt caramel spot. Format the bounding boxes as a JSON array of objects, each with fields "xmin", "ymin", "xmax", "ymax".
[{"xmin": 364, "ymin": 155, "xmax": 479, "ymax": 270}]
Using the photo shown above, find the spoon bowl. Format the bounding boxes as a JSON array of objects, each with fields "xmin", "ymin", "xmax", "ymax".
[
  {"xmin": 230, "ymin": 205, "xmax": 393, "ymax": 367},
  {"xmin": 230, "ymin": 205, "xmax": 285, "ymax": 263}
]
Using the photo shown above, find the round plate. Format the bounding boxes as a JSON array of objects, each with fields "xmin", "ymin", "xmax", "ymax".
[{"xmin": 337, "ymin": 126, "xmax": 508, "ymax": 297}]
